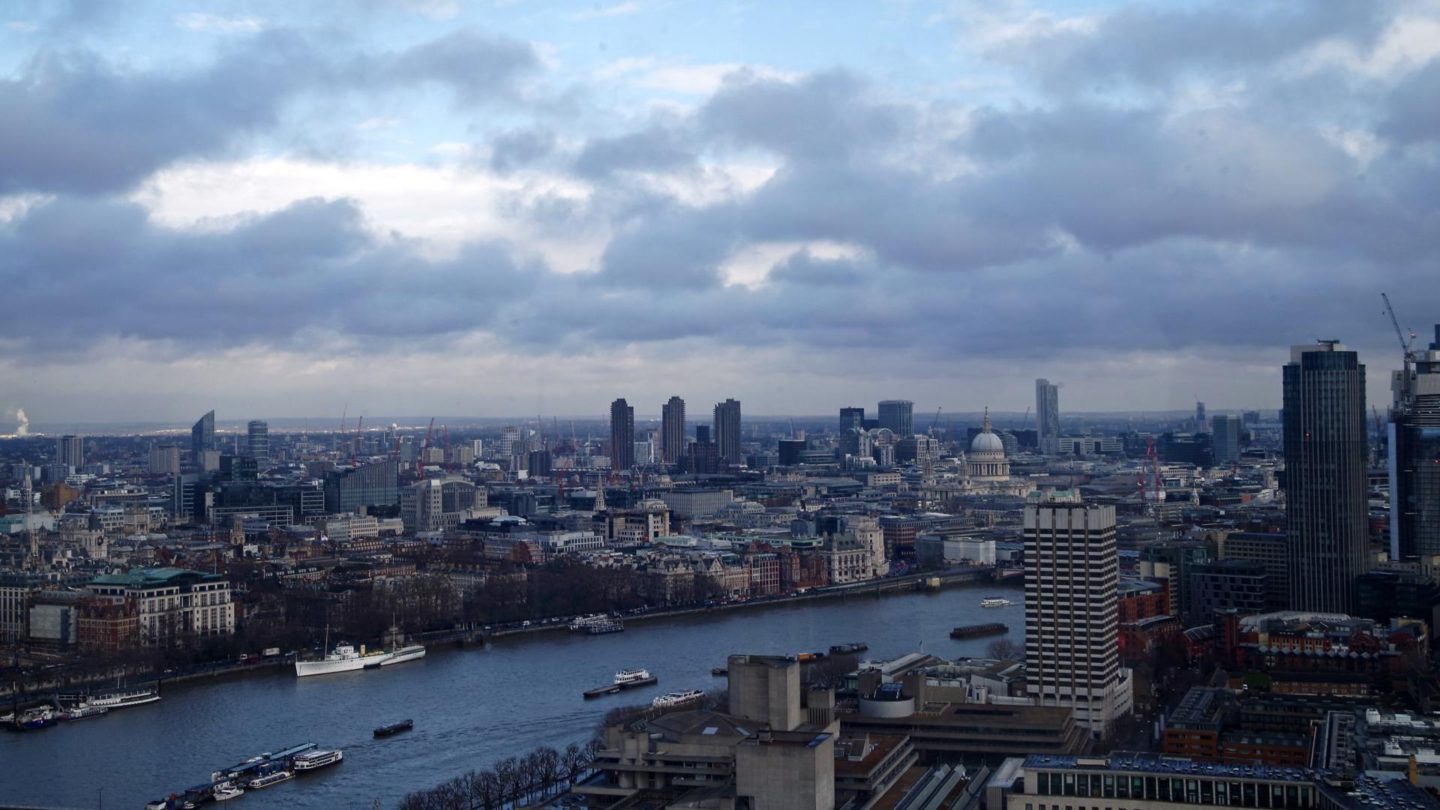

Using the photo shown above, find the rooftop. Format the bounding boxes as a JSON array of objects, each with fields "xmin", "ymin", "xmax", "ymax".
[{"xmin": 1024, "ymin": 753, "xmax": 1319, "ymax": 783}]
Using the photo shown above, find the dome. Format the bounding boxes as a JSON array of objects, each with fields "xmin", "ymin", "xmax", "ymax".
[{"xmin": 970, "ymin": 431, "xmax": 1005, "ymax": 454}]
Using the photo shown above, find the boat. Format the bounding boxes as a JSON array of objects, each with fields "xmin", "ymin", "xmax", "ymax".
[
  {"xmin": 796, "ymin": 651, "xmax": 826, "ymax": 662},
  {"xmin": 65, "ymin": 704, "xmax": 110, "ymax": 721},
  {"xmin": 980, "ymin": 597, "xmax": 1013, "ymax": 608},
  {"xmin": 15, "ymin": 707, "xmax": 58, "ymax": 730},
  {"xmin": 247, "ymin": 770, "xmax": 294, "ymax": 789},
  {"xmin": 381, "ymin": 644, "xmax": 427, "ymax": 666},
  {"xmin": 213, "ymin": 783, "xmax": 244, "ymax": 801},
  {"xmin": 651, "ymin": 689, "xmax": 705, "ymax": 709},
  {"xmin": 570, "ymin": 614, "xmax": 625, "ymax": 634},
  {"xmin": 293, "ymin": 749, "xmax": 343, "ymax": 771},
  {"xmin": 295, "ymin": 641, "xmax": 389, "ymax": 676},
  {"xmin": 711, "ymin": 667, "xmax": 728, "ymax": 677},
  {"xmin": 81, "ymin": 686, "xmax": 160, "ymax": 710},
  {"xmin": 615, "ymin": 668, "xmax": 651, "ymax": 684},
  {"xmin": 212, "ymin": 742, "xmax": 316, "ymax": 783},
  {"xmin": 950, "ymin": 623, "xmax": 1009, "ymax": 639},
  {"xmin": 374, "ymin": 719, "xmax": 414, "ymax": 737},
  {"xmin": 828, "ymin": 642, "xmax": 869, "ymax": 655}
]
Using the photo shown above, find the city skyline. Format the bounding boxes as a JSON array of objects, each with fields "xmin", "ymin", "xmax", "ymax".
[{"xmin": 3, "ymin": 2, "xmax": 1440, "ymax": 422}]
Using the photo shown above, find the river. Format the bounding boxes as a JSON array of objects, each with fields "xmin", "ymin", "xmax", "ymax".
[{"xmin": 0, "ymin": 582, "xmax": 1025, "ymax": 809}]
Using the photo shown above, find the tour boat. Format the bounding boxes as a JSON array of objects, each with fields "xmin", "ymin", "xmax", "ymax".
[
  {"xmin": 651, "ymin": 689, "xmax": 705, "ymax": 709},
  {"xmin": 380, "ymin": 644, "xmax": 427, "ymax": 666},
  {"xmin": 293, "ymin": 749, "xmax": 344, "ymax": 771},
  {"xmin": 82, "ymin": 687, "xmax": 160, "ymax": 710},
  {"xmin": 980, "ymin": 597, "xmax": 1013, "ymax": 608},
  {"xmin": 212, "ymin": 783, "xmax": 245, "ymax": 801},
  {"xmin": 247, "ymin": 770, "xmax": 294, "ymax": 789},
  {"xmin": 65, "ymin": 704, "xmax": 109, "ymax": 721},
  {"xmin": 615, "ymin": 668, "xmax": 652, "ymax": 684}
]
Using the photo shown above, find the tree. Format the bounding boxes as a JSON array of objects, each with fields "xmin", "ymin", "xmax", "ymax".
[{"xmin": 986, "ymin": 638, "xmax": 1022, "ymax": 660}]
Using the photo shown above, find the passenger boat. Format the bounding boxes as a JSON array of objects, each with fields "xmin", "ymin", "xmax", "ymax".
[
  {"xmin": 980, "ymin": 597, "xmax": 1013, "ymax": 608},
  {"xmin": 213, "ymin": 782, "xmax": 244, "ymax": 801},
  {"xmin": 375, "ymin": 719, "xmax": 414, "ymax": 737},
  {"xmin": 82, "ymin": 686, "xmax": 160, "ymax": 710},
  {"xmin": 615, "ymin": 668, "xmax": 651, "ymax": 684},
  {"xmin": 65, "ymin": 704, "xmax": 109, "ymax": 721},
  {"xmin": 381, "ymin": 644, "xmax": 427, "ymax": 666},
  {"xmin": 12, "ymin": 707, "xmax": 58, "ymax": 730},
  {"xmin": 570, "ymin": 614, "xmax": 625, "ymax": 634},
  {"xmin": 651, "ymin": 689, "xmax": 705, "ymax": 709},
  {"xmin": 293, "ymin": 749, "xmax": 344, "ymax": 771},
  {"xmin": 247, "ymin": 770, "xmax": 294, "ymax": 789}
]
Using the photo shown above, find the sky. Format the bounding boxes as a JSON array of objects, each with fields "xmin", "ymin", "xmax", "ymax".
[{"xmin": 3, "ymin": 0, "xmax": 1440, "ymax": 426}]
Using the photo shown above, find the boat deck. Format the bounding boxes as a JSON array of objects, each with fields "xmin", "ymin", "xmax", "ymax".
[{"xmin": 583, "ymin": 676, "xmax": 658, "ymax": 699}]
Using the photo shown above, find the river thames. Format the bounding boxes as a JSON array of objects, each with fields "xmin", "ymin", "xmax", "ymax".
[{"xmin": 0, "ymin": 582, "xmax": 1024, "ymax": 809}]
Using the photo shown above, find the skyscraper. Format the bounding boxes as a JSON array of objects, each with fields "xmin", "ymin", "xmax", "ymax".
[
  {"xmin": 714, "ymin": 398, "xmax": 741, "ymax": 465},
  {"xmin": 1024, "ymin": 493, "xmax": 1133, "ymax": 737},
  {"xmin": 1195, "ymin": 401, "xmax": 1207, "ymax": 431},
  {"xmin": 1390, "ymin": 325, "xmax": 1440, "ymax": 566},
  {"xmin": 56, "ymin": 435, "xmax": 83, "ymax": 469},
  {"xmin": 1211, "ymin": 414, "xmax": 1241, "ymax": 467},
  {"xmin": 610, "ymin": 398, "xmax": 635, "ymax": 471},
  {"xmin": 191, "ymin": 410, "xmax": 215, "ymax": 463},
  {"xmin": 877, "ymin": 400, "xmax": 913, "ymax": 437},
  {"xmin": 839, "ymin": 407, "xmax": 865, "ymax": 433},
  {"xmin": 247, "ymin": 420, "xmax": 269, "ymax": 469},
  {"xmin": 1036, "ymin": 379, "xmax": 1060, "ymax": 454},
  {"xmin": 1284, "ymin": 341, "xmax": 1368, "ymax": 613},
  {"xmin": 661, "ymin": 396, "xmax": 686, "ymax": 466}
]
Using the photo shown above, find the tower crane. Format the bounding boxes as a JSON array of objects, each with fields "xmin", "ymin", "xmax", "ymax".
[{"xmin": 1383, "ymin": 292, "xmax": 1418, "ymax": 407}]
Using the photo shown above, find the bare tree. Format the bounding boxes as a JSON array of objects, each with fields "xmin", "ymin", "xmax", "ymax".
[{"xmin": 986, "ymin": 638, "xmax": 1022, "ymax": 660}]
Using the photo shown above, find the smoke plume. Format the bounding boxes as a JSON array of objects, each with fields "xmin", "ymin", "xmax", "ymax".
[{"xmin": 15, "ymin": 408, "xmax": 29, "ymax": 436}]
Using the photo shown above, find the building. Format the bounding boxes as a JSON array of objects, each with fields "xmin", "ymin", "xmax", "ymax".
[
  {"xmin": 1212, "ymin": 415, "xmax": 1241, "ymax": 467},
  {"xmin": 1390, "ymin": 324, "xmax": 1440, "ymax": 566},
  {"xmin": 878, "ymin": 400, "xmax": 913, "ymax": 438},
  {"xmin": 401, "ymin": 477, "xmax": 481, "ymax": 533},
  {"xmin": 1036, "ymin": 379, "xmax": 1060, "ymax": 454},
  {"xmin": 323, "ymin": 459, "xmax": 399, "ymax": 514},
  {"xmin": 840, "ymin": 407, "xmax": 865, "ymax": 433},
  {"xmin": 148, "ymin": 445, "xmax": 181, "ymax": 475},
  {"xmin": 661, "ymin": 396, "xmax": 686, "ymax": 466},
  {"xmin": 1186, "ymin": 560, "xmax": 1267, "ymax": 626},
  {"xmin": 609, "ymin": 398, "xmax": 635, "ymax": 471},
  {"xmin": 56, "ymin": 435, "xmax": 83, "ymax": 470},
  {"xmin": 191, "ymin": 410, "xmax": 216, "ymax": 464},
  {"xmin": 1024, "ymin": 494, "xmax": 1133, "ymax": 736},
  {"xmin": 714, "ymin": 398, "xmax": 742, "ymax": 465},
  {"xmin": 1220, "ymin": 532, "xmax": 1290, "ymax": 612},
  {"xmin": 1284, "ymin": 341, "xmax": 1368, "ymax": 613},
  {"xmin": 246, "ymin": 420, "xmax": 269, "ymax": 468},
  {"xmin": 87, "ymin": 568, "xmax": 234, "ymax": 648}
]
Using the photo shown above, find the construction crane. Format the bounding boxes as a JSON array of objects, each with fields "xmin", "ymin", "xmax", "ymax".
[
  {"xmin": 929, "ymin": 407, "xmax": 943, "ymax": 435},
  {"xmin": 352, "ymin": 415, "xmax": 363, "ymax": 464},
  {"xmin": 1019, "ymin": 406, "xmax": 1031, "ymax": 430},
  {"xmin": 1383, "ymin": 292, "xmax": 1418, "ymax": 407}
]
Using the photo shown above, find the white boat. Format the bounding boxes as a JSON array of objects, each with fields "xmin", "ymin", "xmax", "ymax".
[
  {"xmin": 213, "ymin": 783, "xmax": 245, "ymax": 801},
  {"xmin": 652, "ymin": 689, "xmax": 705, "ymax": 709},
  {"xmin": 980, "ymin": 597, "xmax": 1012, "ymax": 608},
  {"xmin": 82, "ymin": 687, "xmax": 160, "ymax": 709},
  {"xmin": 248, "ymin": 770, "xmax": 294, "ymax": 789},
  {"xmin": 65, "ymin": 704, "xmax": 109, "ymax": 721},
  {"xmin": 380, "ymin": 644, "xmax": 427, "ymax": 666},
  {"xmin": 293, "ymin": 749, "xmax": 344, "ymax": 771},
  {"xmin": 615, "ymin": 668, "xmax": 652, "ymax": 684}
]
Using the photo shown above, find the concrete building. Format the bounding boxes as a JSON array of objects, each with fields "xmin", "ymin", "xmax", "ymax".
[
  {"xmin": 401, "ymin": 477, "xmax": 481, "ymax": 533},
  {"xmin": 1220, "ymin": 532, "xmax": 1290, "ymax": 612},
  {"xmin": 1284, "ymin": 341, "xmax": 1368, "ymax": 613},
  {"xmin": 56, "ymin": 435, "xmax": 84, "ymax": 470},
  {"xmin": 87, "ymin": 568, "xmax": 234, "ymax": 648},
  {"xmin": 658, "ymin": 488, "xmax": 735, "ymax": 519},
  {"xmin": 1036, "ymin": 379, "xmax": 1060, "ymax": 454},
  {"xmin": 1390, "ymin": 324, "xmax": 1440, "ymax": 567},
  {"xmin": 714, "ymin": 398, "xmax": 742, "ymax": 466},
  {"xmin": 609, "ymin": 398, "xmax": 634, "ymax": 471},
  {"xmin": 1186, "ymin": 560, "xmax": 1267, "ymax": 626},
  {"xmin": 1024, "ymin": 494, "xmax": 1133, "ymax": 737},
  {"xmin": 877, "ymin": 400, "xmax": 913, "ymax": 438},
  {"xmin": 661, "ymin": 395, "xmax": 686, "ymax": 466},
  {"xmin": 323, "ymin": 459, "xmax": 399, "ymax": 514},
  {"xmin": 148, "ymin": 445, "xmax": 181, "ymax": 475}
]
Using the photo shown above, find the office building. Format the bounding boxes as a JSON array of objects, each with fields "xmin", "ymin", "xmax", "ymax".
[
  {"xmin": 191, "ymin": 410, "xmax": 215, "ymax": 464},
  {"xmin": 1390, "ymin": 324, "xmax": 1440, "ymax": 565},
  {"xmin": 714, "ymin": 398, "xmax": 742, "ymax": 465},
  {"xmin": 56, "ymin": 435, "xmax": 83, "ymax": 470},
  {"xmin": 661, "ymin": 396, "xmax": 686, "ymax": 466},
  {"xmin": 1211, "ymin": 414, "xmax": 1241, "ymax": 467},
  {"xmin": 1036, "ymin": 379, "xmax": 1060, "ymax": 454},
  {"xmin": 246, "ymin": 420, "xmax": 269, "ymax": 468},
  {"xmin": 1220, "ymin": 532, "xmax": 1290, "ymax": 612},
  {"xmin": 877, "ymin": 400, "xmax": 913, "ymax": 437},
  {"xmin": 1024, "ymin": 494, "xmax": 1133, "ymax": 736},
  {"xmin": 1284, "ymin": 341, "xmax": 1368, "ymax": 613},
  {"xmin": 88, "ymin": 568, "xmax": 234, "ymax": 648},
  {"xmin": 1195, "ymin": 401, "xmax": 1207, "ymax": 431},
  {"xmin": 610, "ymin": 398, "xmax": 635, "ymax": 471},
  {"xmin": 148, "ymin": 445, "xmax": 181, "ymax": 476},
  {"xmin": 839, "ymin": 407, "xmax": 865, "ymax": 433},
  {"xmin": 323, "ymin": 459, "xmax": 399, "ymax": 514}
]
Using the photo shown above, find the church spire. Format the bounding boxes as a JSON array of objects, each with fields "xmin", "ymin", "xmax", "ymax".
[{"xmin": 982, "ymin": 406, "xmax": 992, "ymax": 433}]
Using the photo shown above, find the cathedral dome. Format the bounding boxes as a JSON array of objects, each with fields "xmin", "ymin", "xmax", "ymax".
[{"xmin": 970, "ymin": 431, "xmax": 1005, "ymax": 455}]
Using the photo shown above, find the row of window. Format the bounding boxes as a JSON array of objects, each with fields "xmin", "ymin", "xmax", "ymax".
[{"xmin": 1033, "ymin": 771, "xmax": 1314, "ymax": 808}]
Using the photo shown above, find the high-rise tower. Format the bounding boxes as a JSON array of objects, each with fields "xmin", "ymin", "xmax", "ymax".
[
  {"xmin": 1284, "ymin": 341, "xmax": 1368, "ymax": 613},
  {"xmin": 877, "ymin": 400, "xmax": 913, "ymax": 437},
  {"xmin": 1390, "ymin": 325, "xmax": 1440, "ymax": 566},
  {"xmin": 839, "ymin": 407, "xmax": 865, "ymax": 433},
  {"xmin": 1036, "ymin": 379, "xmax": 1060, "ymax": 454},
  {"xmin": 56, "ymin": 435, "xmax": 84, "ymax": 469},
  {"xmin": 714, "ymin": 398, "xmax": 741, "ymax": 466},
  {"xmin": 191, "ymin": 410, "xmax": 216, "ymax": 463},
  {"xmin": 610, "ymin": 398, "xmax": 635, "ymax": 471},
  {"xmin": 1024, "ymin": 493, "xmax": 1133, "ymax": 737},
  {"xmin": 247, "ymin": 420, "xmax": 270, "ymax": 469},
  {"xmin": 661, "ymin": 396, "xmax": 686, "ymax": 466},
  {"xmin": 1211, "ymin": 415, "xmax": 1241, "ymax": 467}
]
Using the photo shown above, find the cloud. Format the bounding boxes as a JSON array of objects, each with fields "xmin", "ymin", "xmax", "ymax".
[
  {"xmin": 567, "ymin": 2, "xmax": 642, "ymax": 21},
  {"xmin": 175, "ymin": 13, "xmax": 266, "ymax": 33}
]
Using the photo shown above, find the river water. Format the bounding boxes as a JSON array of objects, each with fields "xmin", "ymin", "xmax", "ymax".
[{"xmin": 0, "ymin": 582, "xmax": 1025, "ymax": 809}]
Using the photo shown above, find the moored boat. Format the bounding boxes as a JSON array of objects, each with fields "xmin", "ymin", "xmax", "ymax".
[
  {"xmin": 293, "ymin": 749, "xmax": 343, "ymax": 771},
  {"xmin": 374, "ymin": 719, "xmax": 414, "ymax": 737},
  {"xmin": 615, "ymin": 668, "xmax": 651, "ymax": 684},
  {"xmin": 247, "ymin": 769, "xmax": 294, "ymax": 789},
  {"xmin": 213, "ymin": 782, "xmax": 245, "ymax": 801},
  {"xmin": 980, "ymin": 597, "xmax": 1013, "ymax": 608},
  {"xmin": 381, "ymin": 644, "xmax": 427, "ymax": 666},
  {"xmin": 711, "ymin": 667, "xmax": 728, "ymax": 677},
  {"xmin": 65, "ymin": 704, "xmax": 110, "ymax": 721},
  {"xmin": 651, "ymin": 689, "xmax": 705, "ymax": 709},
  {"xmin": 950, "ymin": 622, "xmax": 1008, "ymax": 639},
  {"xmin": 828, "ymin": 642, "xmax": 868, "ymax": 655},
  {"xmin": 82, "ymin": 686, "xmax": 160, "ymax": 710}
]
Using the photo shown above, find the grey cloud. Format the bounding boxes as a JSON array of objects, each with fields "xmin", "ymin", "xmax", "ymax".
[
  {"xmin": 698, "ymin": 70, "xmax": 901, "ymax": 161},
  {"xmin": 387, "ymin": 28, "xmax": 541, "ymax": 106},
  {"xmin": 769, "ymin": 252, "xmax": 865, "ymax": 287},
  {"xmin": 1382, "ymin": 61, "xmax": 1440, "ymax": 144},
  {"xmin": 573, "ymin": 124, "xmax": 696, "ymax": 177},
  {"xmin": 489, "ymin": 127, "xmax": 557, "ymax": 172}
]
